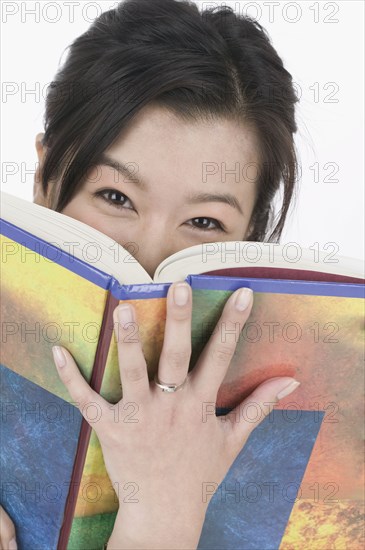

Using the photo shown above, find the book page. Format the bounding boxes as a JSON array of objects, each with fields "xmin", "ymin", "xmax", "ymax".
[
  {"xmin": 154, "ymin": 241, "xmax": 364, "ymax": 283},
  {"xmin": 1, "ymin": 192, "xmax": 152, "ymax": 284}
]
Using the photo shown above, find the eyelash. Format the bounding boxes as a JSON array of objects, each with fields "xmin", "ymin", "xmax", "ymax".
[{"xmin": 94, "ymin": 189, "xmax": 226, "ymax": 232}]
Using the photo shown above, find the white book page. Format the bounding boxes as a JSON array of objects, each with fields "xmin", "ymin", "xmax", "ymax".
[{"xmin": 1, "ymin": 192, "xmax": 152, "ymax": 285}]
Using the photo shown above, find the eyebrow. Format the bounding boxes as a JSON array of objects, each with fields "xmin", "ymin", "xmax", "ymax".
[
  {"xmin": 99, "ymin": 153, "xmax": 147, "ymax": 189},
  {"xmin": 98, "ymin": 153, "xmax": 244, "ymax": 216}
]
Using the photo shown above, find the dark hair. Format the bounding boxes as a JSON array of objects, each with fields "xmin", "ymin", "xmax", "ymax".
[{"xmin": 40, "ymin": 0, "xmax": 299, "ymax": 241}]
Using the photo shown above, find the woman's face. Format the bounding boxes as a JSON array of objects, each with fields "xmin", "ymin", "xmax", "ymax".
[{"xmin": 34, "ymin": 105, "xmax": 258, "ymax": 278}]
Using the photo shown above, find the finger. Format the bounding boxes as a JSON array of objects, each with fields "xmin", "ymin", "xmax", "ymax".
[
  {"xmin": 0, "ymin": 505, "xmax": 17, "ymax": 549},
  {"xmin": 52, "ymin": 346, "xmax": 109, "ymax": 433},
  {"xmin": 224, "ymin": 377, "xmax": 301, "ymax": 445},
  {"xmin": 113, "ymin": 303, "xmax": 150, "ymax": 400},
  {"xmin": 157, "ymin": 282, "xmax": 192, "ymax": 388},
  {"xmin": 190, "ymin": 287, "xmax": 253, "ymax": 396}
]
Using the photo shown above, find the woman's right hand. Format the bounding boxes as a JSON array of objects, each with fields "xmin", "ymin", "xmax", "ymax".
[
  {"xmin": 54, "ymin": 283, "xmax": 300, "ymax": 550},
  {"xmin": 0, "ymin": 506, "xmax": 16, "ymax": 550}
]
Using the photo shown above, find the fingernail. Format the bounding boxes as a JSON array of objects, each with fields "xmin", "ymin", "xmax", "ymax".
[
  {"xmin": 276, "ymin": 380, "xmax": 300, "ymax": 400},
  {"xmin": 9, "ymin": 537, "xmax": 17, "ymax": 549},
  {"xmin": 118, "ymin": 305, "xmax": 134, "ymax": 327},
  {"xmin": 52, "ymin": 346, "xmax": 66, "ymax": 368},
  {"xmin": 173, "ymin": 283, "xmax": 189, "ymax": 306},
  {"xmin": 234, "ymin": 288, "xmax": 253, "ymax": 311}
]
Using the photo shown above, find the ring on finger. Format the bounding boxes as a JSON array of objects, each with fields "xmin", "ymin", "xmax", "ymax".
[{"xmin": 153, "ymin": 373, "xmax": 188, "ymax": 393}]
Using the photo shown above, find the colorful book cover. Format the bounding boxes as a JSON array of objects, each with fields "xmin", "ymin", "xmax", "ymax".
[
  {"xmin": 188, "ymin": 276, "xmax": 364, "ymax": 549},
  {"xmin": 1, "ymin": 221, "xmax": 115, "ymax": 550},
  {"xmin": 1, "ymin": 220, "xmax": 364, "ymax": 549}
]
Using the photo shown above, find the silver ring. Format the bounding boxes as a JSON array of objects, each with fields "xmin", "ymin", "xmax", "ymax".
[{"xmin": 154, "ymin": 373, "xmax": 188, "ymax": 393}]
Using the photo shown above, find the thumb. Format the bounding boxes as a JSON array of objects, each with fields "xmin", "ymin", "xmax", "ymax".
[
  {"xmin": 225, "ymin": 377, "xmax": 300, "ymax": 443},
  {"xmin": 0, "ymin": 505, "xmax": 17, "ymax": 549},
  {"xmin": 52, "ymin": 345, "xmax": 109, "ymax": 434}
]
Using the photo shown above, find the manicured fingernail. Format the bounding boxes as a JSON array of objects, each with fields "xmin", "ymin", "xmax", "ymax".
[
  {"xmin": 276, "ymin": 380, "xmax": 300, "ymax": 400},
  {"xmin": 52, "ymin": 346, "xmax": 66, "ymax": 368},
  {"xmin": 173, "ymin": 283, "xmax": 189, "ymax": 306},
  {"xmin": 9, "ymin": 537, "xmax": 17, "ymax": 549},
  {"xmin": 118, "ymin": 305, "xmax": 134, "ymax": 327},
  {"xmin": 234, "ymin": 288, "xmax": 253, "ymax": 311}
]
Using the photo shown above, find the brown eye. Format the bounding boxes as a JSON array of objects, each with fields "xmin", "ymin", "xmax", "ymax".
[
  {"xmin": 188, "ymin": 217, "xmax": 225, "ymax": 232},
  {"xmin": 95, "ymin": 189, "xmax": 134, "ymax": 210}
]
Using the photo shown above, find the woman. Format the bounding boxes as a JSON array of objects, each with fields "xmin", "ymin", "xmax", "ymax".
[{"xmin": 0, "ymin": 0, "xmax": 300, "ymax": 548}]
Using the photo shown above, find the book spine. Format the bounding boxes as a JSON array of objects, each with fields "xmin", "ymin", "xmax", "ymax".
[{"xmin": 57, "ymin": 290, "xmax": 120, "ymax": 550}]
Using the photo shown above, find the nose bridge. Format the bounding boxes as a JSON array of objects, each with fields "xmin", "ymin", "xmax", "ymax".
[{"xmin": 132, "ymin": 219, "xmax": 175, "ymax": 277}]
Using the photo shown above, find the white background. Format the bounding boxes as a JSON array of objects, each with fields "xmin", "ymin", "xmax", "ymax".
[{"xmin": 1, "ymin": 0, "xmax": 364, "ymax": 260}]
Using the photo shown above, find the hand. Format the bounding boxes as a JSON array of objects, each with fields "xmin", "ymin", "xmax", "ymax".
[
  {"xmin": 53, "ymin": 282, "xmax": 300, "ymax": 550},
  {"xmin": 0, "ymin": 506, "xmax": 17, "ymax": 550}
]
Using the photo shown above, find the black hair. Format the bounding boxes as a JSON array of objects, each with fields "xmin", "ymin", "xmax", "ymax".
[{"xmin": 40, "ymin": 0, "xmax": 299, "ymax": 241}]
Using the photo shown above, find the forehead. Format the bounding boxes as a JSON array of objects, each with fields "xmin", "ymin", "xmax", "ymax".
[{"xmin": 105, "ymin": 104, "xmax": 260, "ymax": 188}]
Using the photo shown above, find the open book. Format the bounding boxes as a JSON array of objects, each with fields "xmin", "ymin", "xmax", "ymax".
[
  {"xmin": 1, "ymin": 191, "xmax": 363, "ymax": 285},
  {"xmin": 1, "ymin": 191, "xmax": 364, "ymax": 550}
]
